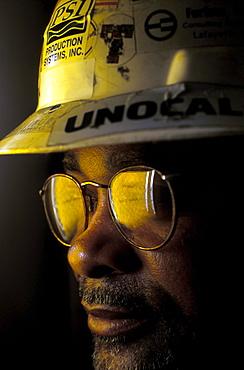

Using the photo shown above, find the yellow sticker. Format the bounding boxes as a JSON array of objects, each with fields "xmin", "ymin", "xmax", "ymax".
[{"xmin": 42, "ymin": 0, "xmax": 95, "ymax": 70}]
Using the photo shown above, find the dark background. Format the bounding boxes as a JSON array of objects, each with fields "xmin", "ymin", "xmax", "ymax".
[{"xmin": 0, "ymin": 1, "xmax": 92, "ymax": 366}]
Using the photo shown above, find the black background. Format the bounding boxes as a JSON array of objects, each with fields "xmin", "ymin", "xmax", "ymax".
[{"xmin": 0, "ymin": 1, "xmax": 92, "ymax": 367}]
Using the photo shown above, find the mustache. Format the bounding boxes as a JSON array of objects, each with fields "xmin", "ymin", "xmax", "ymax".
[
  {"xmin": 78, "ymin": 277, "xmax": 157, "ymax": 315},
  {"xmin": 77, "ymin": 276, "xmax": 186, "ymax": 323}
]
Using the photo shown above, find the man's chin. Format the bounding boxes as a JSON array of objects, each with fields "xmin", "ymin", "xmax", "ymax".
[{"xmin": 91, "ymin": 317, "xmax": 196, "ymax": 370}]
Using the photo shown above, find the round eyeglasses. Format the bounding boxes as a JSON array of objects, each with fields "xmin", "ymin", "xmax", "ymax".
[{"xmin": 39, "ymin": 166, "xmax": 178, "ymax": 250}]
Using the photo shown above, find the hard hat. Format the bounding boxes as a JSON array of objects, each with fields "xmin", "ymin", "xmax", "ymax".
[{"xmin": 0, "ymin": 0, "xmax": 243, "ymax": 154}]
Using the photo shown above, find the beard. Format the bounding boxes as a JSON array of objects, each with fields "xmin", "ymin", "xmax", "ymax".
[{"xmin": 78, "ymin": 274, "xmax": 196, "ymax": 370}]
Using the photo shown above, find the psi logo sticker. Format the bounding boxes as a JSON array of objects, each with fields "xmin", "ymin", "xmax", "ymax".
[
  {"xmin": 43, "ymin": 0, "xmax": 95, "ymax": 68},
  {"xmin": 47, "ymin": 0, "xmax": 95, "ymax": 43}
]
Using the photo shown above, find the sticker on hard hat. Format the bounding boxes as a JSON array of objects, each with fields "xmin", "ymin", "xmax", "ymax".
[
  {"xmin": 144, "ymin": 10, "xmax": 178, "ymax": 41},
  {"xmin": 136, "ymin": 0, "xmax": 244, "ymax": 52},
  {"xmin": 1, "ymin": 83, "xmax": 244, "ymax": 154},
  {"xmin": 42, "ymin": 0, "xmax": 95, "ymax": 69},
  {"xmin": 94, "ymin": 14, "xmax": 135, "ymax": 65},
  {"xmin": 46, "ymin": 83, "xmax": 244, "ymax": 147},
  {"xmin": 40, "ymin": 0, "xmax": 97, "ymax": 107}
]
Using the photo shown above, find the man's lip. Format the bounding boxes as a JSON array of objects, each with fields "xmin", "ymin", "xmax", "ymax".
[{"xmin": 82, "ymin": 302, "xmax": 147, "ymax": 337}]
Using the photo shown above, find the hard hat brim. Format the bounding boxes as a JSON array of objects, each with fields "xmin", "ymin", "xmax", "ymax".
[{"xmin": 0, "ymin": 83, "xmax": 243, "ymax": 154}]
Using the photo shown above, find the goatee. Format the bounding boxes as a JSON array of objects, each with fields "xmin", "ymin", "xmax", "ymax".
[{"xmin": 78, "ymin": 275, "xmax": 196, "ymax": 370}]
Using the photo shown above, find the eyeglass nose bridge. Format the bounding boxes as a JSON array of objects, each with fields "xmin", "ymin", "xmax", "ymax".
[
  {"xmin": 79, "ymin": 181, "xmax": 110, "ymax": 227},
  {"xmin": 80, "ymin": 181, "xmax": 108, "ymax": 189}
]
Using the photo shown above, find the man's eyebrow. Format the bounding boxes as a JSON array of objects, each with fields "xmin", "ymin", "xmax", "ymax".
[
  {"xmin": 63, "ymin": 151, "xmax": 81, "ymax": 172},
  {"xmin": 105, "ymin": 150, "xmax": 149, "ymax": 172},
  {"xmin": 63, "ymin": 145, "xmax": 155, "ymax": 173}
]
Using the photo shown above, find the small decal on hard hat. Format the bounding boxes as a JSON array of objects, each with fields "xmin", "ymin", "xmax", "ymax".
[
  {"xmin": 94, "ymin": 14, "xmax": 135, "ymax": 65},
  {"xmin": 145, "ymin": 10, "xmax": 178, "ymax": 41}
]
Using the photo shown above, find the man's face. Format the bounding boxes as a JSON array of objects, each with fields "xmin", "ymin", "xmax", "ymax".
[{"xmin": 64, "ymin": 144, "xmax": 209, "ymax": 370}]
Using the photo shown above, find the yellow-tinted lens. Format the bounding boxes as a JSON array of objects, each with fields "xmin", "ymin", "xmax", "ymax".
[
  {"xmin": 43, "ymin": 175, "xmax": 86, "ymax": 245},
  {"xmin": 111, "ymin": 171, "xmax": 156, "ymax": 227},
  {"xmin": 109, "ymin": 168, "xmax": 174, "ymax": 249}
]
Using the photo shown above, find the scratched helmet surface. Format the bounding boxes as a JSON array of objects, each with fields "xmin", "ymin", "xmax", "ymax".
[{"xmin": 0, "ymin": 0, "xmax": 243, "ymax": 154}]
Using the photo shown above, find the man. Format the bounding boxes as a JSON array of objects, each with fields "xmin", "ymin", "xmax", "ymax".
[{"xmin": 0, "ymin": 0, "xmax": 243, "ymax": 369}]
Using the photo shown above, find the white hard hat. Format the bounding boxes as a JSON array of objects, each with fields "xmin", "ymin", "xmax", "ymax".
[{"xmin": 0, "ymin": 0, "xmax": 243, "ymax": 154}]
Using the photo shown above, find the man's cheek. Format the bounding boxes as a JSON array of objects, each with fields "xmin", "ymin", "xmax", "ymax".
[{"xmin": 138, "ymin": 240, "xmax": 196, "ymax": 314}]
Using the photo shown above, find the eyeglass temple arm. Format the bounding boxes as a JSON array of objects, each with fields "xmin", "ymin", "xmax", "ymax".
[{"xmin": 161, "ymin": 174, "xmax": 179, "ymax": 182}]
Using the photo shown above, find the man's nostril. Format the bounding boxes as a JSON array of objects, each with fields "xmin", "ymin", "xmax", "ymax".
[{"xmin": 89, "ymin": 265, "xmax": 115, "ymax": 279}]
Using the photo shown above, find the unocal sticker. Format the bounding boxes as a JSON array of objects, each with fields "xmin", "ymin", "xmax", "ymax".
[{"xmin": 47, "ymin": 84, "xmax": 244, "ymax": 146}]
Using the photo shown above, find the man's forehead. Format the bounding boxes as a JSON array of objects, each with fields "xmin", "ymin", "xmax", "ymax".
[
  {"xmin": 63, "ymin": 144, "xmax": 156, "ymax": 175},
  {"xmin": 62, "ymin": 138, "xmax": 235, "ymax": 177}
]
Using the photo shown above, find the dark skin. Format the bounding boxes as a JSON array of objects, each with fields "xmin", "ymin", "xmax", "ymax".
[{"xmin": 62, "ymin": 138, "xmax": 243, "ymax": 369}]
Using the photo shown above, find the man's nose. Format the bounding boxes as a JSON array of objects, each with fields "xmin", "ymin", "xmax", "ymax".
[{"xmin": 67, "ymin": 194, "xmax": 141, "ymax": 279}]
